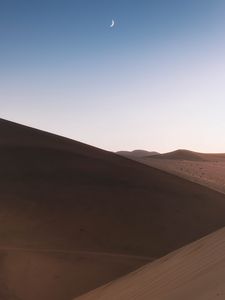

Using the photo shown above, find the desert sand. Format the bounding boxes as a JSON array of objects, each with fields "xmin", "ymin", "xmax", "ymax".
[
  {"xmin": 0, "ymin": 247, "xmax": 150, "ymax": 300},
  {"xmin": 75, "ymin": 226, "xmax": 225, "ymax": 300},
  {"xmin": 1, "ymin": 119, "xmax": 225, "ymax": 299},
  {"xmin": 134, "ymin": 150, "xmax": 225, "ymax": 194}
]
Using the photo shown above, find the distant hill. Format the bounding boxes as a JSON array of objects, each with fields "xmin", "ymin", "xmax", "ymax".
[
  {"xmin": 152, "ymin": 149, "xmax": 205, "ymax": 161},
  {"xmin": 133, "ymin": 149, "xmax": 225, "ymax": 195},
  {"xmin": 117, "ymin": 149, "xmax": 159, "ymax": 158}
]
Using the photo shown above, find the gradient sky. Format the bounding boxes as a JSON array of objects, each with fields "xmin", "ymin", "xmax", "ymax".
[{"xmin": 1, "ymin": 0, "xmax": 225, "ymax": 153}]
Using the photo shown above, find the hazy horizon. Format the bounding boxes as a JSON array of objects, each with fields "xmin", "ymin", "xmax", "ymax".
[{"xmin": 1, "ymin": 0, "xmax": 225, "ymax": 153}]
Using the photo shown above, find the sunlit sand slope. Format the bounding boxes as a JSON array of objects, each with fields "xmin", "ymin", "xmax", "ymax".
[
  {"xmin": 139, "ymin": 151, "xmax": 225, "ymax": 194},
  {"xmin": 76, "ymin": 227, "xmax": 225, "ymax": 300}
]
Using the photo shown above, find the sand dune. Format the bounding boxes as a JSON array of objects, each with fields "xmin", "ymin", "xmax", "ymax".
[
  {"xmin": 1, "ymin": 118, "xmax": 225, "ymax": 299},
  {"xmin": 2, "ymin": 118, "xmax": 225, "ymax": 256},
  {"xmin": 137, "ymin": 151, "xmax": 225, "ymax": 194},
  {"xmin": 75, "ymin": 227, "xmax": 225, "ymax": 300},
  {"xmin": 116, "ymin": 149, "xmax": 158, "ymax": 158},
  {"xmin": 150, "ymin": 149, "xmax": 225, "ymax": 162},
  {"xmin": 117, "ymin": 150, "xmax": 225, "ymax": 194},
  {"xmin": 0, "ymin": 247, "xmax": 150, "ymax": 300},
  {"xmin": 151, "ymin": 149, "xmax": 205, "ymax": 161}
]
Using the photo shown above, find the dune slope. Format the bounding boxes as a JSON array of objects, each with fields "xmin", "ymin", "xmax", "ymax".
[
  {"xmin": 151, "ymin": 149, "xmax": 205, "ymax": 161},
  {"xmin": 0, "ymin": 247, "xmax": 150, "ymax": 300},
  {"xmin": 1, "ymin": 118, "xmax": 225, "ymax": 299},
  {"xmin": 116, "ymin": 150, "xmax": 158, "ymax": 158},
  {"xmin": 1, "ymin": 118, "xmax": 225, "ymax": 256},
  {"xmin": 138, "ymin": 155, "xmax": 225, "ymax": 194},
  {"xmin": 75, "ymin": 227, "xmax": 225, "ymax": 300}
]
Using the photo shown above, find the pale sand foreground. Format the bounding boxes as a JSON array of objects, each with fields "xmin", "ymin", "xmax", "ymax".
[{"xmin": 75, "ymin": 227, "xmax": 225, "ymax": 300}]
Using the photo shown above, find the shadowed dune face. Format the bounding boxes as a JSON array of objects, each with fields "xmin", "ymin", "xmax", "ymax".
[
  {"xmin": 1, "ymin": 118, "xmax": 225, "ymax": 299},
  {"xmin": 0, "ymin": 248, "xmax": 149, "ymax": 300},
  {"xmin": 1, "ymin": 118, "xmax": 225, "ymax": 256},
  {"xmin": 75, "ymin": 227, "xmax": 225, "ymax": 300}
]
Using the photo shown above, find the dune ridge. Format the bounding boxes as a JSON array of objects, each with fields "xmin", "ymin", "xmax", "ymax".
[
  {"xmin": 75, "ymin": 226, "xmax": 225, "ymax": 300},
  {"xmin": 134, "ymin": 150, "xmax": 225, "ymax": 194},
  {"xmin": 116, "ymin": 149, "xmax": 159, "ymax": 158},
  {"xmin": 151, "ymin": 149, "xmax": 206, "ymax": 161},
  {"xmin": 1, "ymin": 118, "xmax": 225, "ymax": 257}
]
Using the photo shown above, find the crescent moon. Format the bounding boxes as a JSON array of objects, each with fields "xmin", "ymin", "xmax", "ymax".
[{"xmin": 110, "ymin": 19, "xmax": 115, "ymax": 27}]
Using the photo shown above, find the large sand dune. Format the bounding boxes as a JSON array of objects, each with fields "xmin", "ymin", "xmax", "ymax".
[
  {"xmin": 75, "ymin": 227, "xmax": 225, "ymax": 300},
  {"xmin": 1, "ymin": 118, "xmax": 225, "ymax": 299}
]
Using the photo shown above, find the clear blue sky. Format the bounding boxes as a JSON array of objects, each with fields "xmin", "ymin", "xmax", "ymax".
[{"xmin": 1, "ymin": 0, "xmax": 225, "ymax": 152}]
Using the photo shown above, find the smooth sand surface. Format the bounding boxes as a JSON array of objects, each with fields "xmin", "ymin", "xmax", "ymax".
[
  {"xmin": 75, "ymin": 227, "xmax": 225, "ymax": 300},
  {"xmin": 0, "ymin": 247, "xmax": 150, "ymax": 300},
  {"xmin": 1, "ymin": 118, "xmax": 225, "ymax": 299}
]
